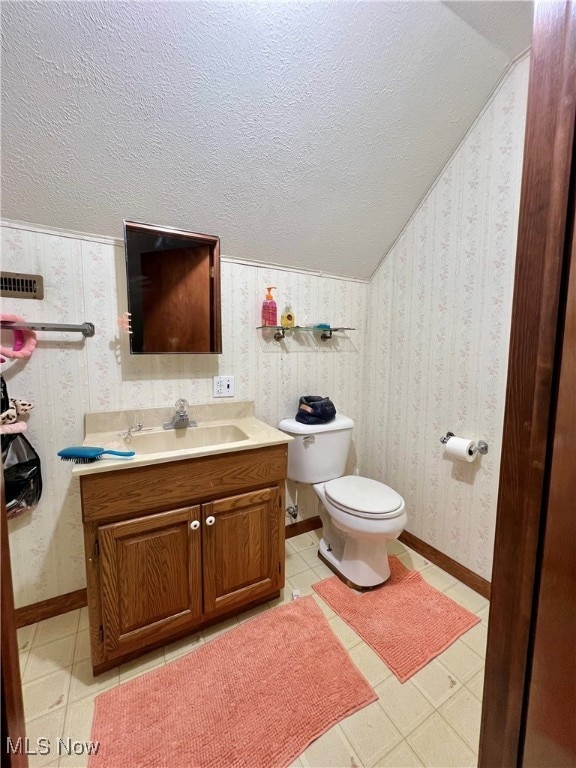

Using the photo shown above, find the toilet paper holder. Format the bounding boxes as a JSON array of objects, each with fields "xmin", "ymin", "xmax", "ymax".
[{"xmin": 440, "ymin": 431, "xmax": 489, "ymax": 455}]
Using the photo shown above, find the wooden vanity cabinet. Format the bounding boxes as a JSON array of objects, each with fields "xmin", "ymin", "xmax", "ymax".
[
  {"xmin": 203, "ymin": 487, "xmax": 281, "ymax": 614},
  {"xmin": 98, "ymin": 506, "xmax": 203, "ymax": 661},
  {"xmin": 80, "ymin": 444, "xmax": 287, "ymax": 674}
]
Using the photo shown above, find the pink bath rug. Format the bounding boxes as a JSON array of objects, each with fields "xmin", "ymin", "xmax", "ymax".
[
  {"xmin": 89, "ymin": 596, "xmax": 376, "ymax": 768},
  {"xmin": 313, "ymin": 556, "xmax": 481, "ymax": 683}
]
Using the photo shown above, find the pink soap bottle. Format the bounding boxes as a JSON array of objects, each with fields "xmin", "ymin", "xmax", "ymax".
[{"xmin": 261, "ymin": 286, "xmax": 278, "ymax": 326}]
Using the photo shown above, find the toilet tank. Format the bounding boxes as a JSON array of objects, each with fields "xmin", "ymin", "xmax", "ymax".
[{"xmin": 277, "ymin": 414, "xmax": 354, "ymax": 484}]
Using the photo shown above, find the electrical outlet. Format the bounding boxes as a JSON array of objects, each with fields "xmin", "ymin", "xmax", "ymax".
[{"xmin": 213, "ymin": 375, "xmax": 235, "ymax": 398}]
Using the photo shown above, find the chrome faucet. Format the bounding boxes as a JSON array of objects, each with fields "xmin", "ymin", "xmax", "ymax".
[{"xmin": 163, "ymin": 398, "xmax": 197, "ymax": 430}]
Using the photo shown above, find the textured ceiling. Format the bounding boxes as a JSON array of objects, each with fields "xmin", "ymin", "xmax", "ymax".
[{"xmin": 1, "ymin": 1, "xmax": 532, "ymax": 280}]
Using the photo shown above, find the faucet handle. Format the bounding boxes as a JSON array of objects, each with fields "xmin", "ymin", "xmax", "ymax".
[{"xmin": 175, "ymin": 398, "xmax": 189, "ymax": 413}]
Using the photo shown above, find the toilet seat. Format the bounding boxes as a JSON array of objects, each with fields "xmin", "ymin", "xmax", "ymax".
[{"xmin": 324, "ymin": 476, "xmax": 404, "ymax": 519}]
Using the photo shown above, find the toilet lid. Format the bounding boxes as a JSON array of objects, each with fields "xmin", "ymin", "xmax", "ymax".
[{"xmin": 324, "ymin": 476, "xmax": 404, "ymax": 516}]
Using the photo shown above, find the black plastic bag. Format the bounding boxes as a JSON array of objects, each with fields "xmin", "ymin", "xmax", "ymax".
[
  {"xmin": 2, "ymin": 432, "xmax": 43, "ymax": 519},
  {"xmin": 295, "ymin": 395, "xmax": 337, "ymax": 425}
]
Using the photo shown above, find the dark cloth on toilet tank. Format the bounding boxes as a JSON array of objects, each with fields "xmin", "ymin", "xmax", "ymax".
[{"xmin": 295, "ymin": 396, "xmax": 337, "ymax": 425}]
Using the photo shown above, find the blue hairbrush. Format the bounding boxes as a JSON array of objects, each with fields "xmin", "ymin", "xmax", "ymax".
[{"xmin": 58, "ymin": 446, "xmax": 135, "ymax": 464}]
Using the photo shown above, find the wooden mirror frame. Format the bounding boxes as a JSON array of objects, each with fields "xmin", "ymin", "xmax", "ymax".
[{"xmin": 124, "ymin": 221, "xmax": 222, "ymax": 354}]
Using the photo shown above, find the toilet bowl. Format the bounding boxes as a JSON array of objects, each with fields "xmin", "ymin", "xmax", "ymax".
[
  {"xmin": 314, "ymin": 476, "xmax": 407, "ymax": 588},
  {"xmin": 278, "ymin": 415, "xmax": 407, "ymax": 589}
]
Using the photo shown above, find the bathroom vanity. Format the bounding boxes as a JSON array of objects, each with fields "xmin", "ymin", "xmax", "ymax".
[{"xmin": 75, "ymin": 403, "xmax": 291, "ymax": 674}]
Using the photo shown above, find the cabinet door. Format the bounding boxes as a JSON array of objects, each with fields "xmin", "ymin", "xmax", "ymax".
[
  {"xmin": 99, "ymin": 506, "xmax": 202, "ymax": 657},
  {"xmin": 203, "ymin": 487, "xmax": 281, "ymax": 615}
]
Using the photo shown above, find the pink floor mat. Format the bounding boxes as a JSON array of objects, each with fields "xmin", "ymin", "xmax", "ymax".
[
  {"xmin": 89, "ymin": 596, "xmax": 376, "ymax": 768},
  {"xmin": 313, "ymin": 556, "xmax": 481, "ymax": 683}
]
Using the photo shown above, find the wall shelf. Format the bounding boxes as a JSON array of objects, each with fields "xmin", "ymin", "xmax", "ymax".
[{"xmin": 257, "ymin": 325, "xmax": 355, "ymax": 342}]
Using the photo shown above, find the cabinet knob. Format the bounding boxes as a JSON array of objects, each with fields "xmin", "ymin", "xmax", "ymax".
[
  {"xmin": 205, "ymin": 515, "xmax": 216, "ymax": 526},
  {"xmin": 190, "ymin": 520, "xmax": 200, "ymax": 530}
]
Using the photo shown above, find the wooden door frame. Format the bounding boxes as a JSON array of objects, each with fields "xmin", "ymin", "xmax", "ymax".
[
  {"xmin": 478, "ymin": 2, "xmax": 576, "ymax": 766},
  {"xmin": 523, "ymin": 157, "xmax": 576, "ymax": 766},
  {"xmin": 1, "ymin": 480, "xmax": 28, "ymax": 768}
]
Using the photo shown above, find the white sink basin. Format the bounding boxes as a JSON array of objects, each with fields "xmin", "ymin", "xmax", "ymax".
[{"xmin": 128, "ymin": 424, "xmax": 250, "ymax": 454}]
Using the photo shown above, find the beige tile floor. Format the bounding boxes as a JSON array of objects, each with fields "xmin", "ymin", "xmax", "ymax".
[{"xmin": 17, "ymin": 534, "xmax": 488, "ymax": 768}]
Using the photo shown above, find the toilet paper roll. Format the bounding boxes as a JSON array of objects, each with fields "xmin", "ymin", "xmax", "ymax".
[{"xmin": 444, "ymin": 436, "xmax": 476, "ymax": 463}]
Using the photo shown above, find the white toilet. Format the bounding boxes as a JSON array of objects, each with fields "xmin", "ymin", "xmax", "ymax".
[{"xmin": 278, "ymin": 414, "xmax": 407, "ymax": 589}]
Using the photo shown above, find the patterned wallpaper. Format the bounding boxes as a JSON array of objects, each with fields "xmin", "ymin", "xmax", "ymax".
[
  {"xmin": 2, "ymin": 54, "xmax": 529, "ymax": 606},
  {"xmin": 360, "ymin": 56, "xmax": 530, "ymax": 580}
]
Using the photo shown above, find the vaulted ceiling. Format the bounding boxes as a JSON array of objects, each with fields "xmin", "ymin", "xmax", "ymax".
[{"xmin": 1, "ymin": 1, "xmax": 532, "ymax": 279}]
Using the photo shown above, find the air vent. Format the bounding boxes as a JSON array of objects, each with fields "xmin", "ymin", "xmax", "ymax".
[{"xmin": 0, "ymin": 271, "xmax": 44, "ymax": 299}]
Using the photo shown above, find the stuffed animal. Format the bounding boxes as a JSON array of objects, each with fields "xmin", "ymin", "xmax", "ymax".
[{"xmin": 1, "ymin": 375, "xmax": 33, "ymax": 433}]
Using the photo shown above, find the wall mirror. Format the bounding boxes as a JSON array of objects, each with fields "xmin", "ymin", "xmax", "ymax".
[{"xmin": 123, "ymin": 220, "xmax": 222, "ymax": 354}]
